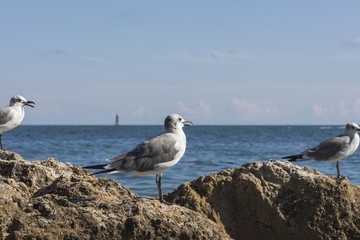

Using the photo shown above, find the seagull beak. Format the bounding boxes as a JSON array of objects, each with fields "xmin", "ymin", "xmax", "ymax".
[
  {"xmin": 25, "ymin": 101, "xmax": 35, "ymax": 108},
  {"xmin": 183, "ymin": 120, "xmax": 193, "ymax": 126}
]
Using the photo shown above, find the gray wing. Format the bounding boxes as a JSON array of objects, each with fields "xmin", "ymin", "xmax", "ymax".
[
  {"xmin": 0, "ymin": 107, "xmax": 11, "ymax": 125},
  {"xmin": 107, "ymin": 133, "xmax": 179, "ymax": 172},
  {"xmin": 304, "ymin": 134, "xmax": 349, "ymax": 160}
]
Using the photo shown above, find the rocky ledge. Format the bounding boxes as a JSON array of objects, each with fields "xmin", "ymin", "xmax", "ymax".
[
  {"xmin": 0, "ymin": 150, "xmax": 229, "ymax": 240},
  {"xmin": 1, "ymin": 150, "xmax": 359, "ymax": 240}
]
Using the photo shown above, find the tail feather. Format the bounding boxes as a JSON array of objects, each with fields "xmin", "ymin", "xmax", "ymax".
[
  {"xmin": 83, "ymin": 164, "xmax": 116, "ymax": 175},
  {"xmin": 282, "ymin": 154, "xmax": 303, "ymax": 162},
  {"xmin": 83, "ymin": 164, "xmax": 108, "ymax": 169},
  {"xmin": 91, "ymin": 168, "xmax": 117, "ymax": 175}
]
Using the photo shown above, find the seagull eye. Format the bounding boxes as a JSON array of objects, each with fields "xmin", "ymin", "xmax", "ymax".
[{"xmin": 178, "ymin": 117, "xmax": 182, "ymax": 122}]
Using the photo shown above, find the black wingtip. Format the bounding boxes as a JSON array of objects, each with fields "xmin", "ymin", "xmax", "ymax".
[
  {"xmin": 282, "ymin": 154, "xmax": 303, "ymax": 162},
  {"xmin": 83, "ymin": 164, "xmax": 117, "ymax": 175},
  {"xmin": 83, "ymin": 164, "xmax": 108, "ymax": 169}
]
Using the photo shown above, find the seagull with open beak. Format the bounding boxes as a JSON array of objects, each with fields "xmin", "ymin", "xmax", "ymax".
[{"xmin": 0, "ymin": 95, "xmax": 35, "ymax": 150}]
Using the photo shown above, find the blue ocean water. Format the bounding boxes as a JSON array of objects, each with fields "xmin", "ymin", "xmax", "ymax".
[{"xmin": 3, "ymin": 125, "xmax": 360, "ymax": 197}]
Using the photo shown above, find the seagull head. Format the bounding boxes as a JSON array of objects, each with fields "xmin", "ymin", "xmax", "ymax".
[
  {"xmin": 345, "ymin": 122, "xmax": 360, "ymax": 134},
  {"xmin": 165, "ymin": 113, "xmax": 193, "ymax": 132},
  {"xmin": 10, "ymin": 95, "xmax": 35, "ymax": 108}
]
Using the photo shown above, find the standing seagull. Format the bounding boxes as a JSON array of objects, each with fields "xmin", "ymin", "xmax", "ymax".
[
  {"xmin": 0, "ymin": 95, "xmax": 35, "ymax": 150},
  {"xmin": 282, "ymin": 122, "xmax": 360, "ymax": 178},
  {"xmin": 84, "ymin": 113, "xmax": 193, "ymax": 204}
]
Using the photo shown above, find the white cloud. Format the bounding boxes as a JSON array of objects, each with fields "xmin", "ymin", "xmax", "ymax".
[
  {"xmin": 335, "ymin": 49, "xmax": 360, "ymax": 62},
  {"xmin": 198, "ymin": 100, "xmax": 212, "ymax": 115},
  {"xmin": 312, "ymin": 103, "xmax": 324, "ymax": 116},
  {"xmin": 354, "ymin": 99, "xmax": 360, "ymax": 114},
  {"xmin": 177, "ymin": 100, "xmax": 213, "ymax": 119},
  {"xmin": 335, "ymin": 37, "xmax": 360, "ymax": 62},
  {"xmin": 134, "ymin": 105, "xmax": 146, "ymax": 116},
  {"xmin": 312, "ymin": 99, "xmax": 360, "ymax": 119},
  {"xmin": 231, "ymin": 98, "xmax": 279, "ymax": 119}
]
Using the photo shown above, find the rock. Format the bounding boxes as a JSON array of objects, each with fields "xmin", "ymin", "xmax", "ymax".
[
  {"xmin": 2, "ymin": 150, "xmax": 360, "ymax": 240},
  {"xmin": 0, "ymin": 150, "xmax": 230, "ymax": 240},
  {"xmin": 166, "ymin": 160, "xmax": 360, "ymax": 240}
]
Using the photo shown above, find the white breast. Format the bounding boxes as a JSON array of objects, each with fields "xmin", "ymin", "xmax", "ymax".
[{"xmin": 0, "ymin": 106, "xmax": 25, "ymax": 132}]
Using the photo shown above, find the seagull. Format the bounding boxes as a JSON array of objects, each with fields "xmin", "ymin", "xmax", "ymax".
[
  {"xmin": 84, "ymin": 113, "xmax": 193, "ymax": 204},
  {"xmin": 0, "ymin": 95, "xmax": 35, "ymax": 150},
  {"xmin": 282, "ymin": 122, "xmax": 360, "ymax": 178}
]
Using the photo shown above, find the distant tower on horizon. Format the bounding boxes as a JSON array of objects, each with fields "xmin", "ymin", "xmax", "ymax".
[{"xmin": 115, "ymin": 114, "xmax": 120, "ymax": 126}]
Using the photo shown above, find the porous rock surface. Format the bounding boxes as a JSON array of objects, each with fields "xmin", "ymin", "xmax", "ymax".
[
  {"xmin": 0, "ymin": 150, "xmax": 230, "ymax": 240},
  {"xmin": 2, "ymin": 150, "xmax": 360, "ymax": 240},
  {"xmin": 167, "ymin": 160, "xmax": 360, "ymax": 240}
]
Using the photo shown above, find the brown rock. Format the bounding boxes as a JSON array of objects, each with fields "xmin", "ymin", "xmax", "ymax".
[
  {"xmin": 3, "ymin": 149, "xmax": 359, "ymax": 240},
  {"xmin": 167, "ymin": 160, "xmax": 360, "ymax": 240},
  {"xmin": 0, "ymin": 150, "xmax": 230, "ymax": 240}
]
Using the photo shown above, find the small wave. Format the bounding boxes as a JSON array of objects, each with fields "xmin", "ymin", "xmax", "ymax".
[
  {"xmin": 319, "ymin": 126, "xmax": 332, "ymax": 129},
  {"xmin": 319, "ymin": 126, "xmax": 344, "ymax": 130}
]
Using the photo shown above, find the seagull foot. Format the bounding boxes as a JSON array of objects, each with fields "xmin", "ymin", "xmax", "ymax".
[
  {"xmin": 159, "ymin": 196, "xmax": 174, "ymax": 205},
  {"xmin": 135, "ymin": 196, "xmax": 174, "ymax": 205},
  {"xmin": 336, "ymin": 175, "xmax": 349, "ymax": 184}
]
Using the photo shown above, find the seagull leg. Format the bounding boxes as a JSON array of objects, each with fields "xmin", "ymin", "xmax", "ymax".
[
  {"xmin": 156, "ymin": 174, "xmax": 173, "ymax": 205},
  {"xmin": 336, "ymin": 161, "xmax": 348, "ymax": 183},
  {"xmin": 0, "ymin": 134, "xmax": 3, "ymax": 150},
  {"xmin": 336, "ymin": 161, "xmax": 340, "ymax": 178}
]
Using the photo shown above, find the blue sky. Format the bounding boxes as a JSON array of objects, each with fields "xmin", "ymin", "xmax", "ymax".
[{"xmin": 1, "ymin": 1, "xmax": 360, "ymax": 125}]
